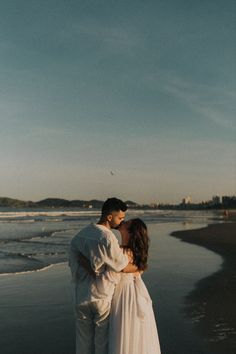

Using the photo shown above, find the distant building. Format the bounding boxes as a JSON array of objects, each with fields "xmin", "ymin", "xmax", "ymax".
[
  {"xmin": 83, "ymin": 203, "xmax": 93, "ymax": 208},
  {"xmin": 149, "ymin": 203, "xmax": 158, "ymax": 208},
  {"xmin": 222, "ymin": 196, "xmax": 236, "ymax": 208},
  {"xmin": 182, "ymin": 196, "xmax": 191, "ymax": 205},
  {"xmin": 212, "ymin": 195, "xmax": 221, "ymax": 205}
]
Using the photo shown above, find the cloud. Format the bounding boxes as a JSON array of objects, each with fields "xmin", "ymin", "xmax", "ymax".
[
  {"xmin": 58, "ymin": 19, "xmax": 142, "ymax": 57},
  {"xmin": 146, "ymin": 72, "xmax": 236, "ymax": 130}
]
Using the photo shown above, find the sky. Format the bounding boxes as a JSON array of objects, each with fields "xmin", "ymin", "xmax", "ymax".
[{"xmin": 0, "ymin": 0, "xmax": 235, "ymax": 204}]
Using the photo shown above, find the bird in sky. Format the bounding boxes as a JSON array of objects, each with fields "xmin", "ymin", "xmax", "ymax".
[{"xmin": 110, "ymin": 171, "xmax": 115, "ymax": 176}]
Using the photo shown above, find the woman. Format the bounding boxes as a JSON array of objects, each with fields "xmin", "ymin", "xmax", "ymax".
[{"xmin": 108, "ymin": 218, "xmax": 161, "ymax": 354}]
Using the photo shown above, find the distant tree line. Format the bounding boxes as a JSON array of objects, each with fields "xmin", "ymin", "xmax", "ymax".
[{"xmin": 0, "ymin": 196, "xmax": 235, "ymax": 209}]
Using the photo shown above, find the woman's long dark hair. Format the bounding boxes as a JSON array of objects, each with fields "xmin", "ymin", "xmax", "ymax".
[{"xmin": 125, "ymin": 218, "xmax": 149, "ymax": 271}]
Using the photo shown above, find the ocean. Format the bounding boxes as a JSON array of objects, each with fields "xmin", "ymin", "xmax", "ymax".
[{"xmin": 0, "ymin": 207, "xmax": 222, "ymax": 275}]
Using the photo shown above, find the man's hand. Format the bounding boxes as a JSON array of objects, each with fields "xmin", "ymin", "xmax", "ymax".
[{"xmin": 122, "ymin": 263, "xmax": 138, "ymax": 273}]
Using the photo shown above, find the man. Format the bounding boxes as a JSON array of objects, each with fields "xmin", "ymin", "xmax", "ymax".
[{"xmin": 69, "ymin": 197, "xmax": 137, "ymax": 354}]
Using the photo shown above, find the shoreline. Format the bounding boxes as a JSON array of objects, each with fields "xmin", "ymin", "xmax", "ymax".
[
  {"xmin": 0, "ymin": 262, "xmax": 67, "ymax": 277},
  {"xmin": 171, "ymin": 222, "xmax": 236, "ymax": 354}
]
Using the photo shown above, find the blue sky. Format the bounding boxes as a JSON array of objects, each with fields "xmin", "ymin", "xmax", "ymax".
[{"xmin": 0, "ymin": 0, "xmax": 235, "ymax": 203}]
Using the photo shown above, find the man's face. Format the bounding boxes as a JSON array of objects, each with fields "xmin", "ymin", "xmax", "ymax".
[{"xmin": 108, "ymin": 210, "xmax": 126, "ymax": 229}]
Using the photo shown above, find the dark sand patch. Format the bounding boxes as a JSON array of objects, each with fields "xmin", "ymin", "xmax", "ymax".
[{"xmin": 171, "ymin": 222, "xmax": 236, "ymax": 354}]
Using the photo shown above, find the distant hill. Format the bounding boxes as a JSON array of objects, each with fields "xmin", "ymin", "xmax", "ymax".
[
  {"xmin": 35, "ymin": 198, "xmax": 105, "ymax": 208},
  {"xmin": 0, "ymin": 196, "xmax": 151, "ymax": 210},
  {"xmin": 0, "ymin": 197, "xmax": 139, "ymax": 209},
  {"xmin": 36, "ymin": 198, "xmax": 72, "ymax": 208},
  {"xmin": 0, "ymin": 197, "xmax": 35, "ymax": 208}
]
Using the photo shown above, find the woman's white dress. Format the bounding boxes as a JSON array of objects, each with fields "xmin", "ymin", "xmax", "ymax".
[{"xmin": 108, "ymin": 272, "xmax": 161, "ymax": 354}]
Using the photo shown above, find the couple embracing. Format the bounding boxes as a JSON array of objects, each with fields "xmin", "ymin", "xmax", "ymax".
[{"xmin": 69, "ymin": 198, "xmax": 161, "ymax": 354}]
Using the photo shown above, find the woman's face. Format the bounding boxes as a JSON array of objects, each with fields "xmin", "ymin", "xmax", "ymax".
[{"xmin": 118, "ymin": 220, "xmax": 131, "ymax": 244}]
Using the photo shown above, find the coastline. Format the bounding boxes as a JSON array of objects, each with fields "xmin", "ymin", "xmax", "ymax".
[{"xmin": 171, "ymin": 222, "xmax": 236, "ymax": 354}]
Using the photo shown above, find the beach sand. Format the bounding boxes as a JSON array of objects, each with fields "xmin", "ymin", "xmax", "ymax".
[
  {"xmin": 0, "ymin": 263, "xmax": 75, "ymax": 354},
  {"xmin": 171, "ymin": 222, "xmax": 236, "ymax": 354}
]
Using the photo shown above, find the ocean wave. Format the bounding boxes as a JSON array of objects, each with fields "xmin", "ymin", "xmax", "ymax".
[
  {"xmin": 0, "ymin": 261, "xmax": 69, "ymax": 277},
  {"xmin": 0, "ymin": 263, "xmax": 60, "ymax": 277},
  {"xmin": 0, "ymin": 248, "xmax": 67, "ymax": 275},
  {"xmin": 0, "ymin": 230, "xmax": 56, "ymax": 243},
  {"xmin": 0, "ymin": 209, "xmax": 216, "ymax": 225},
  {"xmin": 14, "ymin": 250, "xmax": 65, "ymax": 257},
  {"xmin": 0, "ymin": 219, "xmax": 36, "ymax": 223},
  {"xmin": 20, "ymin": 228, "xmax": 76, "ymax": 242},
  {"xmin": 0, "ymin": 210, "xmax": 100, "ymax": 219}
]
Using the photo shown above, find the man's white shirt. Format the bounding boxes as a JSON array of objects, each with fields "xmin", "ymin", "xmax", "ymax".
[{"xmin": 69, "ymin": 223, "xmax": 128, "ymax": 304}]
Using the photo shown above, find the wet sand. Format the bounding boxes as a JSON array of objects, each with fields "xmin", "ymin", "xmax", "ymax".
[
  {"xmin": 171, "ymin": 222, "xmax": 236, "ymax": 354},
  {"xmin": 0, "ymin": 263, "xmax": 75, "ymax": 354}
]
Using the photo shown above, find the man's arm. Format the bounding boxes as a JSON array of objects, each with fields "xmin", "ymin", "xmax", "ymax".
[
  {"xmin": 77, "ymin": 252, "xmax": 96, "ymax": 278},
  {"xmin": 77, "ymin": 251, "xmax": 139, "ymax": 274}
]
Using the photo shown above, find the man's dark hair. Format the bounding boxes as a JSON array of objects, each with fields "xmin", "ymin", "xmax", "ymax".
[{"xmin": 101, "ymin": 198, "xmax": 127, "ymax": 217}]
